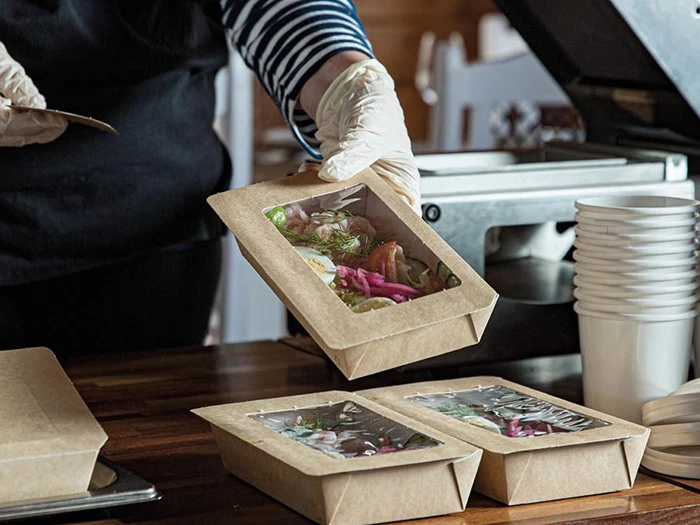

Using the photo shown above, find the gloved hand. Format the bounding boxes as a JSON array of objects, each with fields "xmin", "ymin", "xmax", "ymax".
[
  {"xmin": 314, "ymin": 59, "xmax": 421, "ymax": 214},
  {"xmin": 0, "ymin": 42, "xmax": 67, "ymax": 147}
]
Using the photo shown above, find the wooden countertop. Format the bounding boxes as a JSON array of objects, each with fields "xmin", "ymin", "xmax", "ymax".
[{"xmin": 51, "ymin": 339, "xmax": 700, "ymax": 524}]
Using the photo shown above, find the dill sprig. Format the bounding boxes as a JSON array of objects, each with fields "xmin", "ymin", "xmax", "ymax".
[
  {"xmin": 310, "ymin": 209, "xmax": 355, "ymax": 224},
  {"xmin": 282, "ymin": 416, "xmax": 325, "ymax": 438},
  {"xmin": 278, "ymin": 224, "xmax": 378, "ymax": 259},
  {"xmin": 437, "ymin": 403, "xmax": 480, "ymax": 419}
]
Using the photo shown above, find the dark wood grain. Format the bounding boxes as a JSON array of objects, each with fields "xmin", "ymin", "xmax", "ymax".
[{"xmin": 42, "ymin": 340, "xmax": 700, "ymax": 524}]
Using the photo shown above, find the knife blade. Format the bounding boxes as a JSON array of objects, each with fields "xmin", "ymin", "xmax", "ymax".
[{"xmin": 8, "ymin": 105, "xmax": 119, "ymax": 135}]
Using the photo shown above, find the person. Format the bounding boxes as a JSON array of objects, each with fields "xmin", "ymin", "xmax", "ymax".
[{"xmin": 0, "ymin": 0, "xmax": 419, "ymax": 354}]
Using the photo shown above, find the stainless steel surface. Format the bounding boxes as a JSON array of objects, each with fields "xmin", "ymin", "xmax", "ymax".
[
  {"xmin": 551, "ymin": 141, "xmax": 690, "ymax": 182},
  {"xmin": 424, "ymin": 179, "xmax": 695, "ymax": 276},
  {"xmin": 418, "ymin": 144, "xmax": 695, "ymax": 277},
  {"xmin": 0, "ymin": 458, "xmax": 160, "ymax": 521},
  {"xmin": 418, "ymin": 143, "xmax": 688, "ymax": 196},
  {"xmin": 9, "ymin": 105, "xmax": 118, "ymax": 134},
  {"xmin": 486, "ymin": 258, "xmax": 575, "ymax": 305}
]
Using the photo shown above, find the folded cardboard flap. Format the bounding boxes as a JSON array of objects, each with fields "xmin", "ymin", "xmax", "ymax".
[
  {"xmin": 320, "ymin": 460, "xmax": 474, "ymax": 525},
  {"xmin": 0, "ymin": 347, "xmax": 108, "ymax": 503},
  {"xmin": 451, "ymin": 453, "xmax": 482, "ymax": 508},
  {"xmin": 621, "ymin": 433, "xmax": 650, "ymax": 486},
  {"xmin": 497, "ymin": 441, "xmax": 634, "ymax": 505},
  {"xmin": 325, "ymin": 313, "xmax": 487, "ymax": 380},
  {"xmin": 207, "ymin": 169, "xmax": 498, "ymax": 379}
]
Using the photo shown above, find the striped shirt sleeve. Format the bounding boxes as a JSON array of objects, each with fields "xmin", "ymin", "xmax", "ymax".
[{"xmin": 219, "ymin": 0, "xmax": 373, "ymax": 159}]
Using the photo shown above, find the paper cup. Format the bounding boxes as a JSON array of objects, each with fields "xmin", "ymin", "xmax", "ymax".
[
  {"xmin": 574, "ymin": 239, "xmax": 698, "ymax": 261},
  {"xmin": 574, "ymin": 274, "xmax": 697, "ymax": 289},
  {"xmin": 576, "ymin": 196, "xmax": 699, "ymax": 216},
  {"xmin": 573, "ymin": 265, "xmax": 698, "ymax": 284},
  {"xmin": 573, "ymin": 252, "xmax": 699, "ymax": 270},
  {"xmin": 574, "ymin": 301, "xmax": 698, "ymax": 322},
  {"xmin": 574, "ymin": 275, "xmax": 697, "ymax": 293},
  {"xmin": 573, "ymin": 277, "xmax": 697, "ymax": 300},
  {"xmin": 575, "ymin": 263, "xmax": 697, "ymax": 278},
  {"xmin": 575, "ymin": 219, "xmax": 697, "ymax": 236},
  {"xmin": 576, "ymin": 299, "xmax": 695, "ymax": 316},
  {"xmin": 574, "ymin": 227, "xmax": 697, "ymax": 247},
  {"xmin": 574, "ymin": 262, "xmax": 698, "ymax": 278},
  {"xmin": 575, "ymin": 249, "xmax": 696, "ymax": 263},
  {"xmin": 574, "ymin": 288, "xmax": 698, "ymax": 308},
  {"xmin": 575, "ymin": 211, "xmax": 697, "ymax": 226},
  {"xmin": 576, "ymin": 303, "xmax": 694, "ymax": 423}
]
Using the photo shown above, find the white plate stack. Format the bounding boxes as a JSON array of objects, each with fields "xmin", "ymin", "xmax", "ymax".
[
  {"xmin": 573, "ymin": 196, "xmax": 700, "ymax": 423},
  {"xmin": 641, "ymin": 379, "xmax": 700, "ymax": 479}
]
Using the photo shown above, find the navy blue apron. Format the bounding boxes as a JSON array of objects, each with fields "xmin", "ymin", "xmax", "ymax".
[{"xmin": 0, "ymin": 1, "xmax": 231, "ymax": 285}]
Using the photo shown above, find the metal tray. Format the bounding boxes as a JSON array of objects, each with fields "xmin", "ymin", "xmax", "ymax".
[{"xmin": 0, "ymin": 458, "xmax": 160, "ymax": 522}]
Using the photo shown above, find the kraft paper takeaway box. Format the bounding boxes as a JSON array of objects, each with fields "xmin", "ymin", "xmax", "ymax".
[
  {"xmin": 207, "ymin": 169, "xmax": 498, "ymax": 379},
  {"xmin": 359, "ymin": 377, "xmax": 650, "ymax": 505},
  {"xmin": 0, "ymin": 347, "xmax": 108, "ymax": 504},
  {"xmin": 193, "ymin": 391, "xmax": 482, "ymax": 525}
]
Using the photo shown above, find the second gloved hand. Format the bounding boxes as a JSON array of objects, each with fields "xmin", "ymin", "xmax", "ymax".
[
  {"xmin": 0, "ymin": 42, "xmax": 67, "ymax": 147},
  {"xmin": 315, "ymin": 59, "xmax": 421, "ymax": 214}
]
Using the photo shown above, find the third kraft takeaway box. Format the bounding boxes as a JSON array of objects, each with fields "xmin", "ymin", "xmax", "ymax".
[{"xmin": 359, "ymin": 377, "xmax": 650, "ymax": 505}]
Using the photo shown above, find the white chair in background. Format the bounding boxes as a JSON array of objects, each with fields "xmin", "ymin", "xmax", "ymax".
[
  {"xmin": 417, "ymin": 13, "xmax": 571, "ymax": 151},
  {"xmin": 415, "ymin": 15, "xmax": 576, "ymax": 266}
]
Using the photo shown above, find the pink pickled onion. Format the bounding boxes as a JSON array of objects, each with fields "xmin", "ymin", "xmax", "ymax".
[
  {"xmin": 356, "ymin": 268, "xmax": 371, "ymax": 299},
  {"xmin": 335, "ymin": 265, "xmax": 421, "ymax": 299},
  {"xmin": 369, "ymin": 283, "xmax": 421, "ymax": 296}
]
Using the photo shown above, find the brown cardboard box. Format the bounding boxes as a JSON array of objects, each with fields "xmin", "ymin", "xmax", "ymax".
[
  {"xmin": 0, "ymin": 347, "xmax": 108, "ymax": 504},
  {"xmin": 359, "ymin": 377, "xmax": 650, "ymax": 505},
  {"xmin": 208, "ymin": 169, "xmax": 498, "ymax": 379},
  {"xmin": 193, "ymin": 391, "xmax": 482, "ymax": 525}
]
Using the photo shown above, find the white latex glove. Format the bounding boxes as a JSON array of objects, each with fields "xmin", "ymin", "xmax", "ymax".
[
  {"xmin": 0, "ymin": 42, "xmax": 67, "ymax": 147},
  {"xmin": 315, "ymin": 59, "xmax": 421, "ymax": 214}
]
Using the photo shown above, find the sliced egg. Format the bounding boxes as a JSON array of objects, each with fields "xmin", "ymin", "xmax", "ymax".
[
  {"xmin": 295, "ymin": 247, "xmax": 336, "ymax": 285},
  {"xmin": 351, "ymin": 297, "xmax": 397, "ymax": 313}
]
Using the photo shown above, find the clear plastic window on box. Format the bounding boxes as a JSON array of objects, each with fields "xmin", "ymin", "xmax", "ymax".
[
  {"xmin": 263, "ymin": 184, "xmax": 461, "ymax": 314},
  {"xmin": 407, "ymin": 385, "xmax": 610, "ymax": 438},
  {"xmin": 250, "ymin": 401, "xmax": 442, "ymax": 459}
]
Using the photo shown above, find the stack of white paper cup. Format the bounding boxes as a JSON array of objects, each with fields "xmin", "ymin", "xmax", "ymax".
[{"xmin": 573, "ymin": 196, "xmax": 700, "ymax": 423}]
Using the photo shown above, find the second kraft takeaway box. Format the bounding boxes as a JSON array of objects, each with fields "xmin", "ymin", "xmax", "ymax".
[
  {"xmin": 207, "ymin": 169, "xmax": 498, "ymax": 380},
  {"xmin": 193, "ymin": 391, "xmax": 482, "ymax": 525}
]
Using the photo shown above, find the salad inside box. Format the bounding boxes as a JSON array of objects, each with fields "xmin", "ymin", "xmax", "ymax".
[
  {"xmin": 407, "ymin": 386, "xmax": 611, "ymax": 438},
  {"xmin": 263, "ymin": 185, "xmax": 461, "ymax": 314},
  {"xmin": 249, "ymin": 400, "xmax": 442, "ymax": 459}
]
